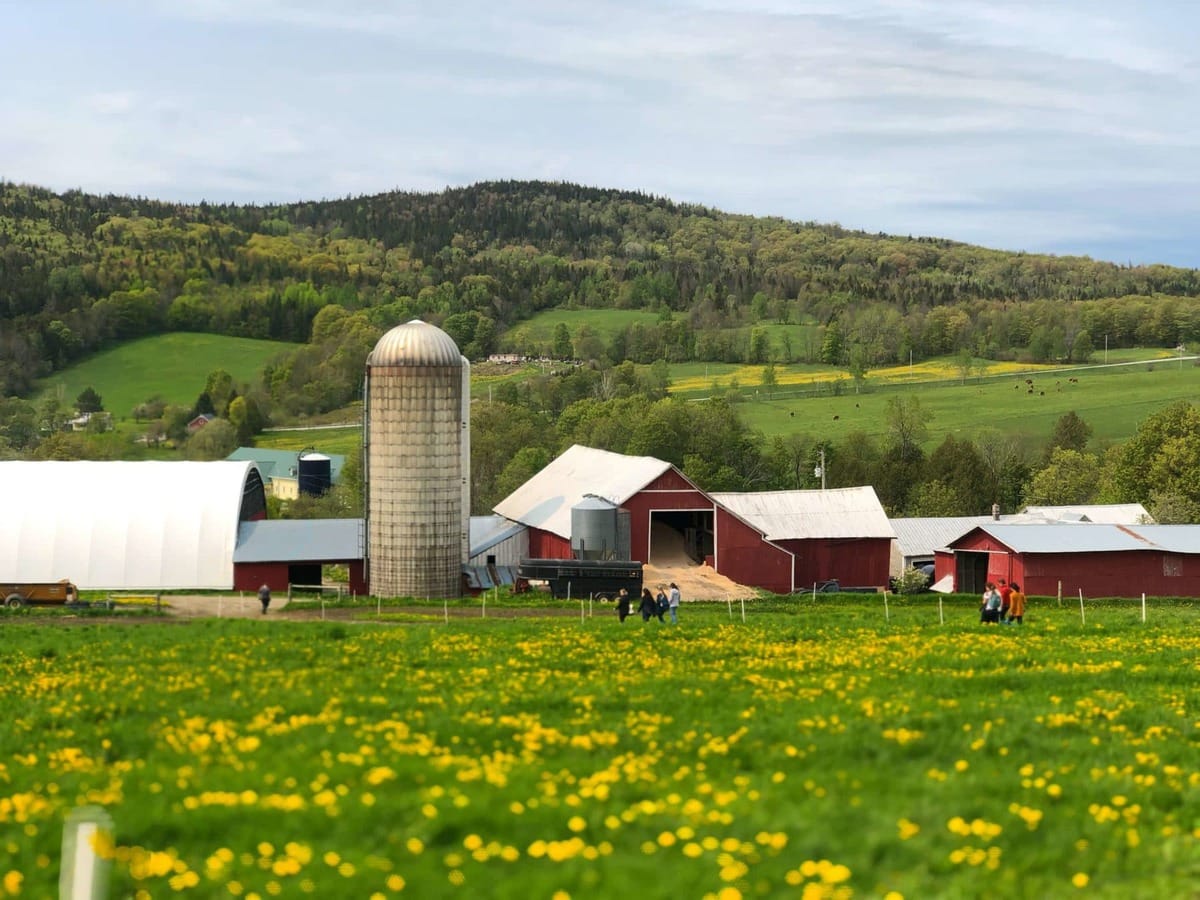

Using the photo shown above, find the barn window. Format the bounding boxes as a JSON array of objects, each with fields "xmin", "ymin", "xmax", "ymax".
[{"xmin": 1163, "ymin": 556, "xmax": 1182, "ymax": 577}]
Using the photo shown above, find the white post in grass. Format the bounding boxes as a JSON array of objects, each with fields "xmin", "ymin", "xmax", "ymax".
[
  {"xmin": 377, "ymin": 594, "xmax": 381, "ymax": 617},
  {"xmin": 580, "ymin": 599, "xmax": 585, "ymax": 623},
  {"xmin": 740, "ymin": 597, "xmax": 746, "ymax": 623},
  {"xmin": 444, "ymin": 598, "xmax": 448, "ymax": 625},
  {"xmin": 812, "ymin": 582, "xmax": 817, "ymax": 602},
  {"xmin": 589, "ymin": 593, "xmax": 593, "ymax": 618},
  {"xmin": 727, "ymin": 597, "xmax": 733, "ymax": 620},
  {"xmin": 60, "ymin": 806, "xmax": 112, "ymax": 900},
  {"xmin": 1058, "ymin": 580, "xmax": 1063, "ymax": 607},
  {"xmin": 938, "ymin": 596, "xmax": 944, "ymax": 625},
  {"xmin": 883, "ymin": 591, "xmax": 890, "ymax": 622},
  {"xmin": 321, "ymin": 598, "xmax": 325, "ymax": 620},
  {"xmin": 482, "ymin": 591, "xmax": 486, "ymax": 618},
  {"xmin": 1141, "ymin": 592, "xmax": 1146, "ymax": 623},
  {"xmin": 567, "ymin": 581, "xmax": 572, "ymax": 603},
  {"xmin": 1078, "ymin": 588, "xmax": 1085, "ymax": 625}
]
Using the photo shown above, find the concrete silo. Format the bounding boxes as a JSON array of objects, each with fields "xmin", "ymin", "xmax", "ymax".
[{"xmin": 364, "ymin": 320, "xmax": 468, "ymax": 598}]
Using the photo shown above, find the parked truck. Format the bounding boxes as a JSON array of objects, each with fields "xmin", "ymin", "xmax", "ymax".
[{"xmin": 3, "ymin": 579, "xmax": 79, "ymax": 608}]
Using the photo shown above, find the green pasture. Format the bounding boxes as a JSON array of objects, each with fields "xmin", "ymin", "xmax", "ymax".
[
  {"xmin": 255, "ymin": 425, "xmax": 362, "ymax": 457},
  {"xmin": 498, "ymin": 308, "xmax": 662, "ymax": 350},
  {"xmin": 732, "ymin": 360, "xmax": 1200, "ymax": 450},
  {"xmin": 2, "ymin": 599, "xmax": 1196, "ymax": 898},
  {"xmin": 34, "ymin": 333, "xmax": 297, "ymax": 419}
]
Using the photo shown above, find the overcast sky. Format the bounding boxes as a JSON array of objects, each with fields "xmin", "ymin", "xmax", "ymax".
[{"xmin": 2, "ymin": 1, "xmax": 1198, "ymax": 266}]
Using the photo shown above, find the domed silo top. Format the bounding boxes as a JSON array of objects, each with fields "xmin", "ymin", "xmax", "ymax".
[{"xmin": 368, "ymin": 319, "xmax": 463, "ymax": 367}]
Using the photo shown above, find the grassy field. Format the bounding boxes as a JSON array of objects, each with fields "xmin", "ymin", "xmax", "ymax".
[
  {"xmin": 2, "ymin": 599, "xmax": 1196, "ymax": 898},
  {"xmin": 255, "ymin": 426, "xmax": 362, "ymax": 457},
  {"xmin": 730, "ymin": 360, "xmax": 1200, "ymax": 450},
  {"xmin": 34, "ymin": 334, "xmax": 297, "ymax": 419},
  {"xmin": 498, "ymin": 309, "xmax": 662, "ymax": 350}
]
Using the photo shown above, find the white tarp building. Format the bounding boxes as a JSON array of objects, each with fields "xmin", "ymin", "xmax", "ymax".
[{"xmin": 0, "ymin": 460, "xmax": 267, "ymax": 590}]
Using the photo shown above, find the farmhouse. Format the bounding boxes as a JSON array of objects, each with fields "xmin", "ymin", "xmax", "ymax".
[
  {"xmin": 934, "ymin": 523, "xmax": 1200, "ymax": 598},
  {"xmin": 711, "ymin": 487, "xmax": 893, "ymax": 590}
]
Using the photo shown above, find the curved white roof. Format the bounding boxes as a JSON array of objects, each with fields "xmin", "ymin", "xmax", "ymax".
[{"xmin": 0, "ymin": 461, "xmax": 265, "ymax": 590}]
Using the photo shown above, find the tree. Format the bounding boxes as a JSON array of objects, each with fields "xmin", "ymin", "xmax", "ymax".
[
  {"xmin": 1110, "ymin": 401, "xmax": 1200, "ymax": 505},
  {"xmin": 926, "ymin": 435, "xmax": 988, "ymax": 514},
  {"xmin": 185, "ymin": 418, "xmax": 237, "ymax": 460},
  {"xmin": 1071, "ymin": 329, "xmax": 1094, "ymax": 363},
  {"xmin": 76, "ymin": 386, "xmax": 104, "ymax": 413},
  {"xmin": 847, "ymin": 344, "xmax": 868, "ymax": 394},
  {"xmin": 228, "ymin": 395, "xmax": 267, "ymax": 444},
  {"xmin": 760, "ymin": 362, "xmax": 777, "ymax": 392},
  {"xmin": 552, "ymin": 323, "xmax": 573, "ymax": 359},
  {"xmin": 1025, "ymin": 449, "xmax": 1101, "ymax": 505},
  {"xmin": 819, "ymin": 321, "xmax": 845, "ymax": 366},
  {"xmin": 907, "ymin": 479, "xmax": 967, "ymax": 517},
  {"xmin": 204, "ymin": 369, "xmax": 236, "ymax": 417},
  {"xmin": 1045, "ymin": 411, "xmax": 1092, "ymax": 460},
  {"xmin": 956, "ymin": 348, "xmax": 973, "ymax": 385},
  {"xmin": 749, "ymin": 328, "xmax": 770, "ymax": 364}
]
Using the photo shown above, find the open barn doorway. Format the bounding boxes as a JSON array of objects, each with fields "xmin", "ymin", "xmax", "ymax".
[
  {"xmin": 650, "ymin": 509, "xmax": 714, "ymax": 566},
  {"xmin": 955, "ymin": 552, "xmax": 989, "ymax": 595}
]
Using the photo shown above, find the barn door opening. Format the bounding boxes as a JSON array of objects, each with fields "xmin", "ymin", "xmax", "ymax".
[
  {"xmin": 650, "ymin": 510, "xmax": 714, "ymax": 565},
  {"xmin": 956, "ymin": 552, "xmax": 989, "ymax": 595}
]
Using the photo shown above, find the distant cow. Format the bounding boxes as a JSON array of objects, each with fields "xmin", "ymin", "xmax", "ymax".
[{"xmin": 833, "ymin": 415, "xmax": 840, "ymax": 420}]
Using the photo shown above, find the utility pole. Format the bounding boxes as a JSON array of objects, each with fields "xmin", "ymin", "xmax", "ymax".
[{"xmin": 814, "ymin": 447, "xmax": 826, "ymax": 490}]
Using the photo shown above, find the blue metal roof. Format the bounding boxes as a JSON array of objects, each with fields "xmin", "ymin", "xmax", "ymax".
[{"xmin": 234, "ymin": 519, "xmax": 363, "ymax": 563}]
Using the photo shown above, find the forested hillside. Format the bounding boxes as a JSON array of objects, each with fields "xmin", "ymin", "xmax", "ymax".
[{"xmin": 4, "ymin": 179, "xmax": 1200, "ymax": 403}]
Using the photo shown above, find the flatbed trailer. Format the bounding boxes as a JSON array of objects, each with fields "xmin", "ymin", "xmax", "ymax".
[{"xmin": 517, "ymin": 559, "xmax": 642, "ymax": 601}]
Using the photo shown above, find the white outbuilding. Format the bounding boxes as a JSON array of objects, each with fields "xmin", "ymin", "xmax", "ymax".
[{"xmin": 0, "ymin": 460, "xmax": 267, "ymax": 590}]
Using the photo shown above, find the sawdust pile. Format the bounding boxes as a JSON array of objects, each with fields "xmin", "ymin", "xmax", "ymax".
[{"xmin": 646, "ymin": 521, "xmax": 757, "ymax": 600}]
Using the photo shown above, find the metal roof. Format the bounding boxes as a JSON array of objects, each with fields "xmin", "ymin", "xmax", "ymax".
[
  {"xmin": 891, "ymin": 516, "xmax": 998, "ymax": 558},
  {"xmin": 234, "ymin": 518, "xmax": 364, "ymax": 563},
  {"xmin": 711, "ymin": 487, "xmax": 895, "ymax": 540},
  {"xmin": 493, "ymin": 445, "xmax": 675, "ymax": 539},
  {"xmin": 469, "ymin": 515, "xmax": 527, "ymax": 557},
  {"xmin": 959, "ymin": 523, "xmax": 1200, "ymax": 555},
  {"xmin": 226, "ymin": 447, "xmax": 347, "ymax": 483},
  {"xmin": 1020, "ymin": 503, "xmax": 1152, "ymax": 524},
  {"xmin": 368, "ymin": 319, "xmax": 463, "ymax": 367}
]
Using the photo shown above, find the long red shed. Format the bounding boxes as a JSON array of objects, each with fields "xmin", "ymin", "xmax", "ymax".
[{"xmin": 935, "ymin": 523, "xmax": 1200, "ymax": 598}]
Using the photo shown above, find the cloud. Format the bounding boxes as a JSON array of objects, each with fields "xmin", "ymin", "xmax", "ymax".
[{"xmin": 1, "ymin": 1, "xmax": 1198, "ymax": 264}]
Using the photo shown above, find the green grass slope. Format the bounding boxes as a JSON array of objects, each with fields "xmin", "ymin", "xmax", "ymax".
[{"xmin": 34, "ymin": 333, "xmax": 297, "ymax": 417}]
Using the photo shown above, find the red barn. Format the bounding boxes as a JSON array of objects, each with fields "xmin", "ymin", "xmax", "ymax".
[
  {"xmin": 935, "ymin": 523, "xmax": 1200, "ymax": 598},
  {"xmin": 493, "ymin": 445, "xmax": 795, "ymax": 594},
  {"xmin": 713, "ymin": 487, "xmax": 894, "ymax": 590}
]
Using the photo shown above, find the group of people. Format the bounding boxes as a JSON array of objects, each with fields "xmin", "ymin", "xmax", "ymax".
[
  {"xmin": 616, "ymin": 583, "xmax": 681, "ymax": 624},
  {"xmin": 981, "ymin": 578, "xmax": 1025, "ymax": 625}
]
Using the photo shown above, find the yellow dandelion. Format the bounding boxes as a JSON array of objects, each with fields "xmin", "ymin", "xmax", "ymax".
[{"xmin": 1072, "ymin": 873, "xmax": 1089, "ymax": 889}]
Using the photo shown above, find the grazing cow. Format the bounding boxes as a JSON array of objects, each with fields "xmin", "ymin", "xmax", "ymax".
[
  {"xmin": 833, "ymin": 415, "xmax": 840, "ymax": 420},
  {"xmin": 789, "ymin": 411, "xmax": 795, "ymax": 417},
  {"xmin": 1025, "ymin": 379, "xmax": 1033, "ymax": 384},
  {"xmin": 1027, "ymin": 389, "xmax": 1034, "ymax": 394},
  {"xmin": 1040, "ymin": 391, "xmax": 1045, "ymax": 396}
]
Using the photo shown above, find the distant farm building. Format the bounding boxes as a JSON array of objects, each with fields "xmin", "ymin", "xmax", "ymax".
[
  {"xmin": 226, "ymin": 447, "xmax": 347, "ymax": 500},
  {"xmin": 935, "ymin": 523, "xmax": 1200, "ymax": 598},
  {"xmin": 187, "ymin": 413, "xmax": 215, "ymax": 432},
  {"xmin": 712, "ymin": 487, "xmax": 894, "ymax": 590}
]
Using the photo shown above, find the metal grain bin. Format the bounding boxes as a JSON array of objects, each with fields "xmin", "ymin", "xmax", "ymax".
[
  {"xmin": 571, "ymin": 495, "xmax": 618, "ymax": 560},
  {"xmin": 365, "ymin": 320, "xmax": 466, "ymax": 598}
]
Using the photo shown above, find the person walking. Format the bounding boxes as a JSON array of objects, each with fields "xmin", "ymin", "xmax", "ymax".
[
  {"xmin": 1006, "ymin": 582, "xmax": 1026, "ymax": 625},
  {"xmin": 616, "ymin": 588, "xmax": 632, "ymax": 623},
  {"xmin": 638, "ymin": 588, "xmax": 657, "ymax": 622},
  {"xmin": 980, "ymin": 582, "xmax": 1002, "ymax": 624},
  {"xmin": 668, "ymin": 582, "xmax": 681, "ymax": 625},
  {"xmin": 258, "ymin": 583, "xmax": 271, "ymax": 615},
  {"xmin": 998, "ymin": 579, "xmax": 1013, "ymax": 621}
]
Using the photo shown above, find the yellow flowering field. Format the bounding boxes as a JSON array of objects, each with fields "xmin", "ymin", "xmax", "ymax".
[{"xmin": 1, "ymin": 607, "xmax": 1198, "ymax": 898}]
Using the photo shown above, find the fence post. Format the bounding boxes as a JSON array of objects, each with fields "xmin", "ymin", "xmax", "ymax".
[
  {"xmin": 938, "ymin": 596, "xmax": 944, "ymax": 625},
  {"xmin": 883, "ymin": 591, "xmax": 890, "ymax": 622},
  {"xmin": 1141, "ymin": 592, "xmax": 1146, "ymax": 623},
  {"xmin": 1078, "ymin": 588, "xmax": 1085, "ymax": 625},
  {"xmin": 60, "ymin": 805, "xmax": 112, "ymax": 900}
]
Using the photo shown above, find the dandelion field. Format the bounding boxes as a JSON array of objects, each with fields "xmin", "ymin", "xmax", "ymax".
[{"xmin": 2, "ymin": 603, "xmax": 1198, "ymax": 899}]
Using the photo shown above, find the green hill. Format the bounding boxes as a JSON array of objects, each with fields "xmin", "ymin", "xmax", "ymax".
[{"xmin": 34, "ymin": 333, "xmax": 296, "ymax": 419}]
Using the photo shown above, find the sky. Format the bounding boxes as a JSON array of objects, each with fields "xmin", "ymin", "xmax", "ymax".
[{"xmin": 2, "ymin": 1, "xmax": 1198, "ymax": 266}]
